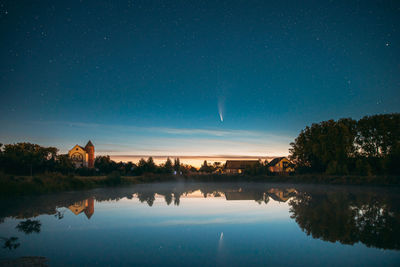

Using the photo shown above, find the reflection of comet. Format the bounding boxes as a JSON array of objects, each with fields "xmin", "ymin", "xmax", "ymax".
[
  {"xmin": 217, "ymin": 232, "xmax": 224, "ymax": 264},
  {"xmin": 218, "ymin": 232, "xmax": 224, "ymax": 251}
]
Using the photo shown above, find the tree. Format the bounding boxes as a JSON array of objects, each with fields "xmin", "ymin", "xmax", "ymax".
[
  {"xmin": 356, "ymin": 114, "xmax": 400, "ymax": 157},
  {"xmin": 0, "ymin": 143, "xmax": 58, "ymax": 175},
  {"xmin": 289, "ymin": 114, "xmax": 400, "ymax": 175},
  {"xmin": 356, "ymin": 114, "xmax": 400, "ymax": 174},
  {"xmin": 244, "ymin": 161, "xmax": 266, "ymax": 175},
  {"xmin": 199, "ymin": 160, "xmax": 213, "ymax": 173},
  {"xmin": 289, "ymin": 119, "xmax": 357, "ymax": 174},
  {"xmin": 174, "ymin": 158, "xmax": 181, "ymax": 173},
  {"xmin": 163, "ymin": 158, "xmax": 173, "ymax": 174},
  {"xmin": 95, "ymin": 155, "xmax": 118, "ymax": 174},
  {"xmin": 213, "ymin": 162, "xmax": 223, "ymax": 173},
  {"xmin": 134, "ymin": 158, "xmax": 147, "ymax": 175},
  {"xmin": 54, "ymin": 154, "xmax": 75, "ymax": 174},
  {"xmin": 123, "ymin": 161, "xmax": 134, "ymax": 175},
  {"xmin": 146, "ymin": 157, "xmax": 157, "ymax": 173}
]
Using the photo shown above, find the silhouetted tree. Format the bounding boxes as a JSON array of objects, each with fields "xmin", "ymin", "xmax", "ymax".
[
  {"xmin": 290, "ymin": 114, "xmax": 400, "ymax": 175},
  {"xmin": 199, "ymin": 160, "xmax": 214, "ymax": 173},
  {"xmin": 174, "ymin": 158, "xmax": 181, "ymax": 173},
  {"xmin": 95, "ymin": 155, "xmax": 118, "ymax": 174},
  {"xmin": 54, "ymin": 154, "xmax": 75, "ymax": 174},
  {"xmin": 146, "ymin": 157, "xmax": 157, "ymax": 173},
  {"xmin": 289, "ymin": 118, "xmax": 357, "ymax": 174},
  {"xmin": 0, "ymin": 143, "xmax": 58, "ymax": 175},
  {"xmin": 163, "ymin": 158, "xmax": 173, "ymax": 174},
  {"xmin": 244, "ymin": 161, "xmax": 268, "ymax": 175},
  {"xmin": 356, "ymin": 114, "xmax": 400, "ymax": 157}
]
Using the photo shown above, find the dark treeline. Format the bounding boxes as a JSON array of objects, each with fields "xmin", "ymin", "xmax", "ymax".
[
  {"xmin": 290, "ymin": 113, "xmax": 400, "ymax": 175},
  {"xmin": 0, "ymin": 143, "xmax": 229, "ymax": 176},
  {"xmin": 0, "ymin": 143, "xmax": 201, "ymax": 176}
]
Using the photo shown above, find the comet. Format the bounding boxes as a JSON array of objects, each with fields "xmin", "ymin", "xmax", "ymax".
[{"xmin": 218, "ymin": 97, "xmax": 224, "ymax": 122}]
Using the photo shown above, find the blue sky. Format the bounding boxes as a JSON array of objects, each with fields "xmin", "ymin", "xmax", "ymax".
[{"xmin": 0, "ymin": 0, "xmax": 399, "ymax": 161}]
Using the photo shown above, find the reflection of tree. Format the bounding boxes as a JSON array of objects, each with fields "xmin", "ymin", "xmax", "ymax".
[
  {"xmin": 173, "ymin": 193, "xmax": 181, "ymax": 206},
  {"xmin": 164, "ymin": 193, "xmax": 173, "ymax": 205},
  {"xmin": 1, "ymin": 237, "xmax": 20, "ymax": 250},
  {"xmin": 16, "ymin": 219, "xmax": 41, "ymax": 234},
  {"xmin": 289, "ymin": 192, "xmax": 400, "ymax": 250},
  {"xmin": 54, "ymin": 210, "xmax": 65, "ymax": 220},
  {"xmin": 137, "ymin": 192, "xmax": 156, "ymax": 207}
]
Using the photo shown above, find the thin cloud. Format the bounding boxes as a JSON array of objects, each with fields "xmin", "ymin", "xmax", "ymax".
[
  {"xmin": 26, "ymin": 120, "xmax": 293, "ymax": 157},
  {"xmin": 33, "ymin": 120, "xmax": 292, "ymax": 140}
]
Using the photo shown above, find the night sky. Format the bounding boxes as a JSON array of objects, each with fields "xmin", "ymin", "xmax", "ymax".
[{"xmin": 0, "ymin": 0, "xmax": 399, "ymax": 163}]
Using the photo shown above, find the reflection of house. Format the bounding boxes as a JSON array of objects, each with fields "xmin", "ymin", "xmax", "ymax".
[
  {"xmin": 267, "ymin": 157, "xmax": 294, "ymax": 173},
  {"xmin": 225, "ymin": 160, "xmax": 260, "ymax": 174},
  {"xmin": 68, "ymin": 198, "xmax": 95, "ymax": 219},
  {"xmin": 268, "ymin": 188, "xmax": 297, "ymax": 202},
  {"xmin": 223, "ymin": 188, "xmax": 297, "ymax": 203},
  {"xmin": 225, "ymin": 192, "xmax": 259, "ymax": 200},
  {"xmin": 68, "ymin": 141, "xmax": 95, "ymax": 168}
]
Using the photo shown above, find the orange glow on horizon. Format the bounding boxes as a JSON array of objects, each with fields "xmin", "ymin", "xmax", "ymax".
[{"xmin": 108, "ymin": 155, "xmax": 282, "ymax": 168}]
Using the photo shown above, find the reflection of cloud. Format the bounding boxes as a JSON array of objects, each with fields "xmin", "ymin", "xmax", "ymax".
[{"xmin": 145, "ymin": 217, "xmax": 273, "ymax": 226}]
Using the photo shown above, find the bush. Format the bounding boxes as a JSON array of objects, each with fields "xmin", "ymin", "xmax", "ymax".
[{"xmin": 106, "ymin": 171, "xmax": 122, "ymax": 185}]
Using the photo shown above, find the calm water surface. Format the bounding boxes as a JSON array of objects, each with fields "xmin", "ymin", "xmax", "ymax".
[{"xmin": 0, "ymin": 182, "xmax": 399, "ymax": 266}]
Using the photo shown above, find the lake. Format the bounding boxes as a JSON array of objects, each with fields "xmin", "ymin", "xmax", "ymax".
[{"xmin": 0, "ymin": 182, "xmax": 399, "ymax": 266}]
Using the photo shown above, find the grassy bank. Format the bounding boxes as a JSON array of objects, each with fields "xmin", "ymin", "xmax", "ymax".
[
  {"xmin": 1, "ymin": 173, "xmax": 399, "ymax": 196},
  {"xmin": 0, "ymin": 173, "xmax": 148, "ymax": 196}
]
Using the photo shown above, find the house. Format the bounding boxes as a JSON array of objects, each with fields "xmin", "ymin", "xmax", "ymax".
[
  {"xmin": 224, "ymin": 160, "xmax": 260, "ymax": 174},
  {"xmin": 68, "ymin": 140, "xmax": 95, "ymax": 168},
  {"xmin": 267, "ymin": 157, "xmax": 294, "ymax": 173}
]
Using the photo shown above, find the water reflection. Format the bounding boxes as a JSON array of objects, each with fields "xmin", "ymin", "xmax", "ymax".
[
  {"xmin": 68, "ymin": 198, "xmax": 95, "ymax": 219},
  {"xmin": 16, "ymin": 219, "xmax": 41, "ymax": 234},
  {"xmin": 1, "ymin": 237, "xmax": 19, "ymax": 250},
  {"xmin": 289, "ymin": 189, "xmax": 400, "ymax": 250},
  {"xmin": 0, "ymin": 183, "xmax": 399, "ymax": 252}
]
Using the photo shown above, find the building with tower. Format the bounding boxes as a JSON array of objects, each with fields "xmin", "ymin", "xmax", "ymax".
[{"xmin": 68, "ymin": 140, "xmax": 95, "ymax": 168}]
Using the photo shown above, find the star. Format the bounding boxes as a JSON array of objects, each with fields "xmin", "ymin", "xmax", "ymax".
[{"xmin": 385, "ymin": 42, "xmax": 390, "ymax": 47}]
